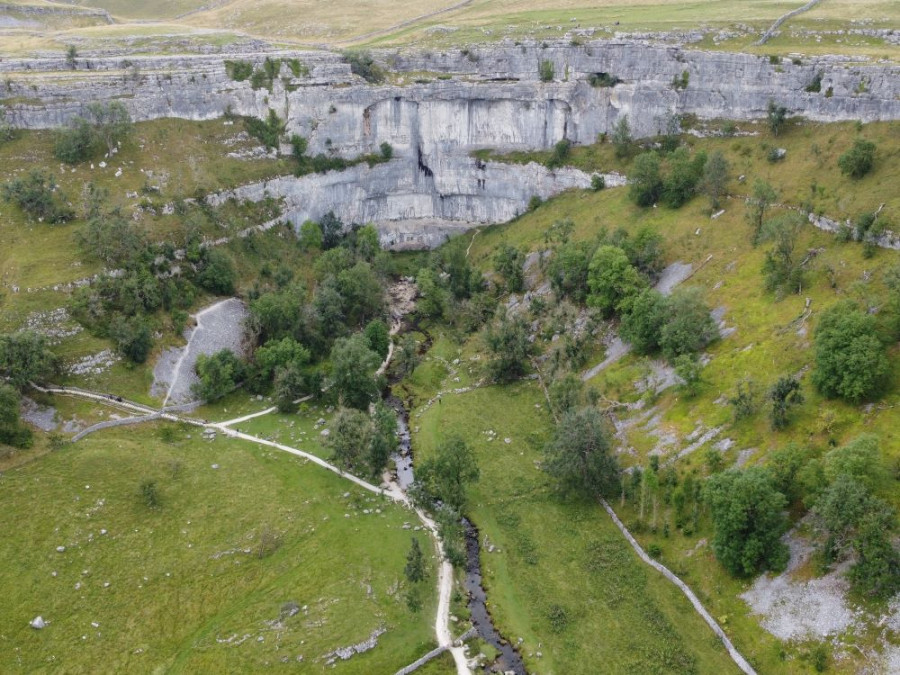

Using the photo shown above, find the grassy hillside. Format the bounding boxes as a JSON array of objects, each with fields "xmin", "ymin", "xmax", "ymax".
[
  {"xmin": 0, "ymin": 422, "xmax": 439, "ymax": 673},
  {"xmin": 397, "ymin": 117, "xmax": 900, "ymax": 672}
]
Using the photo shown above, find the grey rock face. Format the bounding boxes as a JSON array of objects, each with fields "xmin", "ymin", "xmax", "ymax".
[{"xmin": 4, "ymin": 40, "xmax": 898, "ymax": 246}]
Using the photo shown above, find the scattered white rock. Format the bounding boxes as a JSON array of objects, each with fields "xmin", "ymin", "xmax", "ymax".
[{"xmin": 30, "ymin": 616, "xmax": 46, "ymax": 629}]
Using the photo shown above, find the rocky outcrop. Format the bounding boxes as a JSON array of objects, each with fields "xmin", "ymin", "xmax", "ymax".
[{"xmin": 2, "ymin": 40, "xmax": 898, "ymax": 246}]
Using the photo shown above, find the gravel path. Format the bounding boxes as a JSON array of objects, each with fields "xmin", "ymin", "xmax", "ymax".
[{"xmin": 152, "ymin": 298, "xmax": 248, "ymax": 406}]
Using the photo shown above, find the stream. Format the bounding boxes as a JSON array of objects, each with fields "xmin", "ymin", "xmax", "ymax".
[{"xmin": 384, "ymin": 331, "xmax": 527, "ymax": 674}]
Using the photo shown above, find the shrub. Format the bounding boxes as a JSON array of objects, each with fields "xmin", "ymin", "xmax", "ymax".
[
  {"xmin": 527, "ymin": 195, "xmax": 543, "ymax": 211},
  {"xmin": 590, "ymin": 174, "xmax": 605, "ymax": 191},
  {"xmin": 379, "ymin": 141, "xmax": 393, "ymax": 160},
  {"xmin": 629, "ymin": 152, "xmax": 663, "ymax": 207},
  {"xmin": 587, "ymin": 245, "xmax": 646, "ymax": 317},
  {"xmin": 588, "ymin": 72, "xmax": 619, "ymax": 87},
  {"xmin": 838, "ymin": 138, "xmax": 875, "ymax": 179},
  {"xmin": 546, "ymin": 139, "xmax": 571, "ymax": 168},
  {"xmin": 345, "ymin": 51, "xmax": 385, "ymax": 84},
  {"xmin": 244, "ymin": 109, "xmax": 285, "ymax": 149},
  {"xmin": 539, "ymin": 59, "xmax": 554, "ymax": 82},
  {"xmin": 767, "ymin": 99, "xmax": 788, "ymax": 136},
  {"xmin": 672, "ymin": 70, "xmax": 689, "ymax": 90},
  {"xmin": 812, "ymin": 300, "xmax": 888, "ymax": 402},
  {"xmin": 804, "ymin": 72, "xmax": 823, "ymax": 93},
  {"xmin": 611, "ymin": 116, "xmax": 632, "ymax": 159},
  {"xmin": 197, "ymin": 249, "xmax": 236, "ymax": 295},
  {"xmin": 225, "ymin": 59, "xmax": 254, "ymax": 81},
  {"xmin": 659, "ymin": 288, "xmax": 718, "ymax": 362},
  {"xmin": 53, "ymin": 118, "xmax": 95, "ymax": 164},
  {"xmin": 110, "ymin": 314, "xmax": 153, "ymax": 363},
  {"xmin": 2, "ymin": 170, "xmax": 74, "ymax": 223}
]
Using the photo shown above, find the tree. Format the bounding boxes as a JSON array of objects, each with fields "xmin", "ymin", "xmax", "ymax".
[
  {"xmin": 761, "ymin": 212, "xmax": 804, "ymax": 294},
  {"xmin": 539, "ymin": 60, "xmax": 554, "ymax": 82},
  {"xmin": 484, "ymin": 311, "xmax": 534, "ymax": 382},
  {"xmin": 299, "ymin": 221, "xmax": 323, "ymax": 250},
  {"xmin": 110, "ymin": 314, "xmax": 153, "ymax": 364},
  {"xmin": 546, "ymin": 139, "xmax": 571, "ymax": 168},
  {"xmin": 838, "ymin": 138, "xmax": 876, "ymax": 179},
  {"xmin": 547, "ymin": 240, "xmax": 591, "ymax": 304},
  {"xmin": 327, "ymin": 407, "xmax": 373, "ymax": 471},
  {"xmin": 620, "ymin": 288, "xmax": 668, "ymax": 354},
  {"xmin": 768, "ymin": 376, "xmax": 803, "ymax": 430},
  {"xmin": 824, "ymin": 434, "xmax": 885, "ymax": 486},
  {"xmin": 415, "ymin": 268, "xmax": 449, "ymax": 320},
  {"xmin": 65, "ymin": 44, "xmax": 77, "ymax": 70},
  {"xmin": 77, "ymin": 208, "xmax": 146, "ymax": 266},
  {"xmin": 745, "ymin": 179, "xmax": 777, "ymax": 246},
  {"xmin": 0, "ymin": 331, "xmax": 58, "ymax": 389},
  {"xmin": 53, "ymin": 117, "xmax": 95, "ymax": 164},
  {"xmin": 405, "ymin": 537, "xmax": 426, "ymax": 583},
  {"xmin": 812, "ymin": 300, "xmax": 888, "ymax": 402},
  {"xmin": 548, "ymin": 372, "xmax": 585, "ymax": 417},
  {"xmin": 700, "ymin": 150, "xmax": 730, "ymax": 210},
  {"xmin": 704, "ymin": 468, "xmax": 789, "ymax": 576},
  {"xmin": 493, "ymin": 243, "xmax": 525, "ymax": 293},
  {"xmin": 766, "ymin": 443, "xmax": 811, "ymax": 504},
  {"xmin": 0, "ymin": 383, "xmax": 32, "ymax": 449},
  {"xmin": 254, "ymin": 337, "xmax": 310, "ymax": 382},
  {"xmin": 369, "ymin": 400, "xmax": 398, "ymax": 476},
  {"xmin": 0, "ymin": 108, "xmax": 15, "ymax": 144},
  {"xmin": 345, "ymin": 50, "xmax": 385, "ymax": 84},
  {"xmin": 658, "ymin": 288, "xmax": 718, "ymax": 362},
  {"xmin": 273, "ymin": 362, "xmax": 307, "ymax": 412},
  {"xmin": 629, "ymin": 152, "xmax": 663, "ymax": 207},
  {"xmin": 587, "ymin": 245, "xmax": 646, "ymax": 316},
  {"xmin": 662, "ymin": 147, "xmax": 704, "ymax": 208},
  {"xmin": 674, "ymin": 353, "xmax": 703, "ymax": 397},
  {"xmin": 766, "ymin": 99, "xmax": 788, "ymax": 136},
  {"xmin": 193, "ymin": 349, "xmax": 245, "ymax": 402},
  {"xmin": 364, "ymin": 319, "xmax": 390, "ymax": 360},
  {"xmin": 611, "ymin": 115, "xmax": 632, "ymax": 159},
  {"xmin": 197, "ymin": 249, "xmax": 236, "ymax": 295},
  {"xmin": 543, "ymin": 406, "xmax": 618, "ymax": 499},
  {"xmin": 337, "ymin": 261, "xmax": 385, "ymax": 328},
  {"xmin": 329, "ymin": 333, "xmax": 382, "ymax": 409},
  {"xmin": 416, "ymin": 435, "xmax": 479, "ymax": 511},
  {"xmin": 319, "ymin": 211, "xmax": 344, "ymax": 249},
  {"xmin": 86, "ymin": 102, "xmax": 132, "ymax": 156}
]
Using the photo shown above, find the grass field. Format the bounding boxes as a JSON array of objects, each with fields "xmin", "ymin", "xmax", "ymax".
[
  {"xmin": 0, "ymin": 423, "xmax": 440, "ymax": 673},
  {"xmin": 2, "ymin": 0, "xmax": 899, "ymax": 56}
]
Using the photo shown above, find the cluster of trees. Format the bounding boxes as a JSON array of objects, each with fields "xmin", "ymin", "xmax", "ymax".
[
  {"xmin": 629, "ymin": 148, "xmax": 729, "ymax": 210},
  {"xmin": 71, "ymin": 194, "xmax": 242, "ymax": 364},
  {"xmin": 54, "ymin": 101, "xmax": 132, "ymax": 164},
  {"xmin": 0, "ymin": 331, "xmax": 57, "ymax": 449},
  {"xmin": 325, "ymin": 402, "xmax": 397, "ymax": 478}
]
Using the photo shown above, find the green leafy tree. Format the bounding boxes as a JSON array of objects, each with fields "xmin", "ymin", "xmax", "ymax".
[
  {"xmin": 761, "ymin": 212, "xmax": 805, "ymax": 295},
  {"xmin": 299, "ymin": 221, "xmax": 323, "ymax": 250},
  {"xmin": 417, "ymin": 435, "xmax": 479, "ymax": 511},
  {"xmin": 484, "ymin": 311, "xmax": 534, "ymax": 382},
  {"xmin": 766, "ymin": 443, "xmax": 812, "ymax": 504},
  {"xmin": 620, "ymin": 288, "xmax": 668, "ymax": 354},
  {"xmin": 745, "ymin": 179, "xmax": 777, "ymax": 246},
  {"xmin": 838, "ymin": 138, "xmax": 876, "ymax": 179},
  {"xmin": 0, "ymin": 383, "xmax": 32, "ymax": 449},
  {"xmin": 273, "ymin": 362, "xmax": 307, "ymax": 412},
  {"xmin": 337, "ymin": 261, "xmax": 385, "ymax": 327},
  {"xmin": 86, "ymin": 101, "xmax": 132, "ymax": 156},
  {"xmin": 327, "ymin": 407, "xmax": 373, "ymax": 471},
  {"xmin": 548, "ymin": 372, "xmax": 585, "ymax": 418},
  {"xmin": 768, "ymin": 376, "xmax": 804, "ymax": 430},
  {"xmin": 493, "ymin": 243, "xmax": 525, "ymax": 293},
  {"xmin": 415, "ymin": 267, "xmax": 449, "ymax": 320},
  {"xmin": 193, "ymin": 349, "xmax": 245, "ymax": 402},
  {"xmin": 629, "ymin": 152, "xmax": 663, "ymax": 207},
  {"xmin": 674, "ymin": 353, "xmax": 703, "ymax": 397},
  {"xmin": 0, "ymin": 331, "xmax": 58, "ymax": 389},
  {"xmin": 547, "ymin": 240, "xmax": 591, "ymax": 304},
  {"xmin": 658, "ymin": 288, "xmax": 718, "ymax": 362},
  {"xmin": 363, "ymin": 319, "xmax": 390, "ymax": 360},
  {"xmin": 587, "ymin": 245, "xmax": 646, "ymax": 316},
  {"xmin": 662, "ymin": 147, "xmax": 704, "ymax": 208},
  {"xmin": 110, "ymin": 314, "xmax": 153, "ymax": 364},
  {"xmin": 704, "ymin": 468, "xmax": 789, "ymax": 576},
  {"xmin": 611, "ymin": 115, "xmax": 632, "ymax": 159},
  {"xmin": 77, "ymin": 208, "xmax": 147, "ymax": 266},
  {"xmin": 53, "ymin": 118, "xmax": 95, "ymax": 164},
  {"xmin": 700, "ymin": 150, "xmax": 730, "ymax": 210},
  {"xmin": 197, "ymin": 249, "xmax": 236, "ymax": 295},
  {"xmin": 319, "ymin": 211, "xmax": 344, "ymax": 250},
  {"xmin": 65, "ymin": 44, "xmax": 77, "ymax": 69},
  {"xmin": 255, "ymin": 337, "xmax": 310, "ymax": 381},
  {"xmin": 812, "ymin": 300, "xmax": 888, "ymax": 402},
  {"xmin": 405, "ymin": 537, "xmax": 426, "ymax": 583},
  {"xmin": 824, "ymin": 434, "xmax": 885, "ymax": 486},
  {"xmin": 329, "ymin": 333, "xmax": 382, "ymax": 409},
  {"xmin": 369, "ymin": 400, "xmax": 398, "ymax": 476},
  {"xmin": 543, "ymin": 406, "xmax": 618, "ymax": 499},
  {"xmin": 766, "ymin": 99, "xmax": 788, "ymax": 136}
]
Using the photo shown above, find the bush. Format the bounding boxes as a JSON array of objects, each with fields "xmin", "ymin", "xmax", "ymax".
[
  {"xmin": 629, "ymin": 152, "xmax": 663, "ymax": 207},
  {"xmin": 659, "ymin": 288, "xmax": 718, "ymax": 362},
  {"xmin": 812, "ymin": 300, "xmax": 888, "ymax": 402},
  {"xmin": 587, "ymin": 245, "xmax": 646, "ymax": 317},
  {"xmin": 539, "ymin": 60, "xmax": 554, "ymax": 82},
  {"xmin": 54, "ymin": 118, "xmax": 96, "ymax": 164},
  {"xmin": 2, "ymin": 170, "xmax": 74, "ymax": 223},
  {"xmin": 590, "ymin": 174, "xmax": 605, "ymax": 191},
  {"xmin": 589, "ymin": 72, "xmax": 619, "ymax": 87},
  {"xmin": 620, "ymin": 289, "xmax": 667, "ymax": 354},
  {"xmin": 111, "ymin": 314, "xmax": 153, "ymax": 364},
  {"xmin": 546, "ymin": 139, "xmax": 571, "ymax": 168},
  {"xmin": 767, "ymin": 99, "xmax": 788, "ymax": 136},
  {"xmin": 611, "ymin": 116, "xmax": 632, "ymax": 159},
  {"xmin": 379, "ymin": 141, "xmax": 393, "ymax": 160},
  {"xmin": 345, "ymin": 51, "xmax": 385, "ymax": 84},
  {"xmin": 140, "ymin": 479, "xmax": 160, "ymax": 508},
  {"xmin": 193, "ymin": 350, "xmax": 245, "ymax": 402},
  {"xmin": 245, "ymin": 109, "xmax": 285, "ymax": 149},
  {"xmin": 804, "ymin": 72, "xmax": 823, "ymax": 93},
  {"xmin": 225, "ymin": 60, "xmax": 254, "ymax": 82},
  {"xmin": 838, "ymin": 138, "xmax": 875, "ymax": 179},
  {"xmin": 197, "ymin": 249, "xmax": 236, "ymax": 295},
  {"xmin": 527, "ymin": 195, "xmax": 543, "ymax": 211}
]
